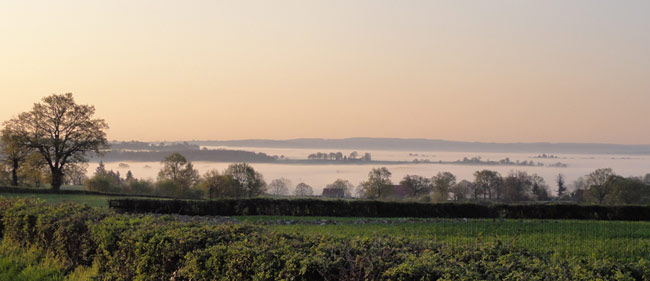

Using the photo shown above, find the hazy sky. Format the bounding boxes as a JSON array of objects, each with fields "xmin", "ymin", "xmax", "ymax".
[{"xmin": 1, "ymin": 1, "xmax": 649, "ymax": 144}]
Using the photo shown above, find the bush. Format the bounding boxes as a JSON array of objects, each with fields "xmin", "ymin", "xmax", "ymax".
[
  {"xmin": 91, "ymin": 215, "xmax": 258, "ymax": 280},
  {"xmin": 1, "ymin": 198, "xmax": 109, "ymax": 268},
  {"xmin": 124, "ymin": 178, "xmax": 154, "ymax": 195},
  {"xmin": 156, "ymin": 179, "xmax": 203, "ymax": 199},
  {"xmin": 84, "ymin": 174, "xmax": 121, "ymax": 193}
]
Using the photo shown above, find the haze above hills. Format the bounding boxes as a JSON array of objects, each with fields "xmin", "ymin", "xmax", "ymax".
[{"xmin": 189, "ymin": 138, "xmax": 650, "ymax": 155}]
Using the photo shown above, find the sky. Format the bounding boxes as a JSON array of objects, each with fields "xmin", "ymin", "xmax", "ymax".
[{"xmin": 1, "ymin": 0, "xmax": 649, "ymax": 144}]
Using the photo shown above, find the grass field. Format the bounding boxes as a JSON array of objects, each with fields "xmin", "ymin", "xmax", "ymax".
[
  {"xmin": 0, "ymin": 193, "xmax": 121, "ymax": 208},
  {"xmin": 238, "ymin": 216, "xmax": 650, "ymax": 261}
]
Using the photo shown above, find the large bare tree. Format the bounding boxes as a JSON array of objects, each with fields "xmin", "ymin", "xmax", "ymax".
[{"xmin": 3, "ymin": 93, "xmax": 108, "ymax": 191}]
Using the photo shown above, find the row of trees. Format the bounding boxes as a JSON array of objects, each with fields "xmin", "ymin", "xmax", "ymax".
[
  {"xmin": 307, "ymin": 151, "xmax": 371, "ymax": 161},
  {"xmin": 354, "ymin": 167, "xmax": 650, "ymax": 204},
  {"xmin": 85, "ymin": 153, "xmax": 267, "ymax": 198},
  {"xmin": 85, "ymin": 153, "xmax": 315, "ymax": 199},
  {"xmin": 572, "ymin": 168, "xmax": 650, "ymax": 205}
]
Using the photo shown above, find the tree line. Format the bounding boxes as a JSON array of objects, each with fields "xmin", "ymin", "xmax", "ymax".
[
  {"xmin": 84, "ymin": 152, "xmax": 316, "ymax": 199},
  {"xmin": 353, "ymin": 167, "xmax": 650, "ymax": 205},
  {"xmin": 307, "ymin": 151, "xmax": 371, "ymax": 161}
]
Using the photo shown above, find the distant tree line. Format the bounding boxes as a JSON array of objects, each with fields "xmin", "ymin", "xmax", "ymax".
[
  {"xmin": 453, "ymin": 156, "xmax": 558, "ymax": 167},
  {"xmin": 351, "ymin": 167, "xmax": 650, "ymax": 205},
  {"xmin": 96, "ymin": 149, "xmax": 276, "ymax": 162},
  {"xmin": 571, "ymin": 168, "xmax": 650, "ymax": 205},
  {"xmin": 307, "ymin": 151, "xmax": 371, "ymax": 161},
  {"xmin": 84, "ymin": 153, "xmax": 267, "ymax": 199},
  {"xmin": 83, "ymin": 152, "xmax": 316, "ymax": 199}
]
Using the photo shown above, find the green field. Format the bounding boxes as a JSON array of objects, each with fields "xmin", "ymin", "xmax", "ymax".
[
  {"xmin": 239, "ymin": 216, "xmax": 650, "ymax": 261},
  {"xmin": 0, "ymin": 193, "xmax": 121, "ymax": 208},
  {"xmin": 3, "ymin": 193, "xmax": 650, "ymax": 262}
]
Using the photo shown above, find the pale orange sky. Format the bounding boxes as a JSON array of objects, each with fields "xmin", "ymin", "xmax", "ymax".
[{"xmin": 1, "ymin": 1, "xmax": 649, "ymax": 144}]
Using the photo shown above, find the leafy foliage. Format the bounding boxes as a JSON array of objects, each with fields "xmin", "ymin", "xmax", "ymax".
[{"xmin": 2, "ymin": 93, "xmax": 109, "ymax": 191}]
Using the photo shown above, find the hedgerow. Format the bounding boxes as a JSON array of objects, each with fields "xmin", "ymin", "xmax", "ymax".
[{"xmin": 110, "ymin": 198, "xmax": 650, "ymax": 220}]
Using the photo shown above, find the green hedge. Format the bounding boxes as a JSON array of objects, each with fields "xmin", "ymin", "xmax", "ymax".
[
  {"xmin": 109, "ymin": 198, "xmax": 650, "ymax": 220},
  {"xmin": 1, "ymin": 198, "xmax": 649, "ymax": 280}
]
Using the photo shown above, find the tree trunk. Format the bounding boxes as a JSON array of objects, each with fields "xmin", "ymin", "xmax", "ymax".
[
  {"xmin": 51, "ymin": 168, "xmax": 64, "ymax": 191},
  {"xmin": 11, "ymin": 160, "xmax": 19, "ymax": 186}
]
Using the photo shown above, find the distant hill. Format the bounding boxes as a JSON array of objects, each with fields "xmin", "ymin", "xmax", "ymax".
[
  {"xmin": 191, "ymin": 138, "xmax": 650, "ymax": 155},
  {"xmin": 94, "ymin": 142, "xmax": 277, "ymax": 162}
]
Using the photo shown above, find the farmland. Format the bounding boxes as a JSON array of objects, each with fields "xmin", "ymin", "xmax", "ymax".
[
  {"xmin": 248, "ymin": 216, "xmax": 650, "ymax": 261},
  {"xmin": 1, "ymin": 194, "xmax": 650, "ymax": 280}
]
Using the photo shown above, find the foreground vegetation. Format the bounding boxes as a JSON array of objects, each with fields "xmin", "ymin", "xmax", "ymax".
[{"xmin": 1, "ymin": 197, "xmax": 650, "ymax": 280}]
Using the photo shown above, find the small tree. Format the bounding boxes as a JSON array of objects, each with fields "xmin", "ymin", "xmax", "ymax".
[
  {"xmin": 294, "ymin": 182, "xmax": 313, "ymax": 197},
  {"xmin": 358, "ymin": 167, "xmax": 392, "ymax": 199},
  {"xmin": 556, "ymin": 174, "xmax": 567, "ymax": 198},
  {"xmin": 432, "ymin": 172, "xmax": 456, "ymax": 201},
  {"xmin": 224, "ymin": 163, "xmax": 266, "ymax": 197},
  {"xmin": 64, "ymin": 163, "xmax": 88, "ymax": 186},
  {"xmin": 95, "ymin": 161, "xmax": 107, "ymax": 176},
  {"xmin": 399, "ymin": 175, "xmax": 432, "ymax": 198},
  {"xmin": 473, "ymin": 170, "xmax": 503, "ymax": 200},
  {"xmin": 158, "ymin": 153, "xmax": 200, "ymax": 197},
  {"xmin": 268, "ymin": 178, "xmax": 291, "ymax": 196},
  {"xmin": 531, "ymin": 174, "xmax": 549, "ymax": 201},
  {"xmin": 325, "ymin": 179, "xmax": 353, "ymax": 198},
  {"xmin": 585, "ymin": 168, "xmax": 615, "ymax": 204},
  {"xmin": 19, "ymin": 152, "xmax": 49, "ymax": 188},
  {"xmin": 502, "ymin": 171, "xmax": 533, "ymax": 202},
  {"xmin": 2, "ymin": 93, "xmax": 109, "ymax": 191},
  {"xmin": 450, "ymin": 180, "xmax": 473, "ymax": 200},
  {"xmin": 199, "ymin": 170, "xmax": 239, "ymax": 199},
  {"xmin": 1, "ymin": 128, "xmax": 33, "ymax": 186},
  {"xmin": 125, "ymin": 170, "xmax": 135, "ymax": 183},
  {"xmin": 158, "ymin": 153, "xmax": 200, "ymax": 187}
]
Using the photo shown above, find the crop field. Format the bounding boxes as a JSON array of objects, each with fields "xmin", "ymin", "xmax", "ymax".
[{"xmin": 240, "ymin": 216, "xmax": 650, "ymax": 261}]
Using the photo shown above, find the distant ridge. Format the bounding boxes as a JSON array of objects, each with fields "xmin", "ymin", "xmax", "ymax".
[{"xmin": 190, "ymin": 138, "xmax": 650, "ymax": 155}]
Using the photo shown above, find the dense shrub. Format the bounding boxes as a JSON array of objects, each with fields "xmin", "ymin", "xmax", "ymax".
[
  {"xmin": 123, "ymin": 178, "xmax": 155, "ymax": 195},
  {"xmin": 110, "ymin": 198, "xmax": 650, "ymax": 221},
  {"xmin": 1, "ymin": 198, "xmax": 109, "ymax": 268},
  {"xmin": 85, "ymin": 174, "xmax": 121, "ymax": 193},
  {"xmin": 156, "ymin": 179, "xmax": 204, "ymax": 199},
  {"xmin": 177, "ymin": 234, "xmax": 436, "ymax": 281},
  {"xmin": 178, "ymin": 234, "xmax": 650, "ymax": 281},
  {"xmin": 91, "ymin": 215, "xmax": 258, "ymax": 280}
]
